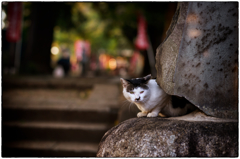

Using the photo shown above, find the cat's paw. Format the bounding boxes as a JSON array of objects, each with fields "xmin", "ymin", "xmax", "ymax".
[
  {"xmin": 147, "ymin": 112, "xmax": 158, "ymax": 117},
  {"xmin": 137, "ymin": 112, "xmax": 148, "ymax": 118}
]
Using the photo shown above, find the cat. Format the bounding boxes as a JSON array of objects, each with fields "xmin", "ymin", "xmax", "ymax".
[{"xmin": 120, "ymin": 74, "xmax": 196, "ymax": 118}]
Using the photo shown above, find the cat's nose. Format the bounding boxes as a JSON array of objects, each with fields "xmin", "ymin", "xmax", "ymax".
[{"xmin": 135, "ymin": 97, "xmax": 140, "ymax": 101}]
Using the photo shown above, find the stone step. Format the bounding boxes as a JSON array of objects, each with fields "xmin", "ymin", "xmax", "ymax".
[
  {"xmin": 2, "ymin": 121, "xmax": 111, "ymax": 143},
  {"xmin": 2, "ymin": 76, "xmax": 120, "ymax": 90},
  {"xmin": 2, "ymin": 79, "xmax": 93, "ymax": 90},
  {"xmin": 2, "ymin": 140, "xmax": 98, "ymax": 157},
  {"xmin": 3, "ymin": 106, "xmax": 118, "ymax": 123},
  {"xmin": 2, "ymin": 78, "xmax": 121, "ymax": 157},
  {"xmin": 2, "ymin": 84, "xmax": 119, "ymax": 123}
]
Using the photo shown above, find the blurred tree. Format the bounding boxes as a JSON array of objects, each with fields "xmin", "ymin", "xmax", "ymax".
[
  {"xmin": 91, "ymin": 2, "xmax": 172, "ymax": 49},
  {"xmin": 21, "ymin": 2, "xmax": 73, "ymax": 74},
  {"xmin": 19, "ymin": 2, "xmax": 177, "ymax": 75},
  {"xmin": 91, "ymin": 2, "xmax": 177, "ymax": 75},
  {"xmin": 53, "ymin": 2, "xmax": 132, "ymax": 57},
  {"xmin": 22, "ymin": 3, "xmax": 56, "ymax": 74}
]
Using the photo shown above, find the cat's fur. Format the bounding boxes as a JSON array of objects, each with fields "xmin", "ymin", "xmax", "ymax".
[{"xmin": 120, "ymin": 74, "xmax": 196, "ymax": 117}]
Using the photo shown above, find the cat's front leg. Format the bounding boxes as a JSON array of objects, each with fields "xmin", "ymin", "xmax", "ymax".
[
  {"xmin": 147, "ymin": 107, "xmax": 161, "ymax": 117},
  {"xmin": 147, "ymin": 112, "xmax": 159, "ymax": 117},
  {"xmin": 137, "ymin": 111, "xmax": 148, "ymax": 117}
]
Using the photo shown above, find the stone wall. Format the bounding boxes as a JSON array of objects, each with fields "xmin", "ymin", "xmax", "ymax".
[{"xmin": 155, "ymin": 2, "xmax": 238, "ymax": 119}]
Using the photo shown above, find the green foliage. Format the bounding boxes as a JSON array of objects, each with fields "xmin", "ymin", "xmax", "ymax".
[
  {"xmin": 53, "ymin": 2, "xmax": 132, "ymax": 56},
  {"xmin": 92, "ymin": 2, "xmax": 173, "ymax": 51},
  {"xmin": 52, "ymin": 2, "xmax": 174, "ymax": 57}
]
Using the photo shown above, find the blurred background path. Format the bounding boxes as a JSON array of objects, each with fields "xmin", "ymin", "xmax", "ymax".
[{"xmin": 2, "ymin": 76, "xmax": 120, "ymax": 157}]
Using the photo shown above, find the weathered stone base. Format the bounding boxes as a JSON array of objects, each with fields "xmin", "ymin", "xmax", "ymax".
[{"xmin": 97, "ymin": 116, "xmax": 238, "ymax": 157}]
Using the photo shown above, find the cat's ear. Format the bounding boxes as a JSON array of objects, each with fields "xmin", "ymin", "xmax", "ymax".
[
  {"xmin": 120, "ymin": 78, "xmax": 129, "ymax": 88},
  {"xmin": 143, "ymin": 74, "xmax": 151, "ymax": 83}
]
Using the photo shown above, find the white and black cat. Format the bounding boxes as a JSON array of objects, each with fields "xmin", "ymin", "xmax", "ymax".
[{"xmin": 120, "ymin": 74, "xmax": 196, "ymax": 118}]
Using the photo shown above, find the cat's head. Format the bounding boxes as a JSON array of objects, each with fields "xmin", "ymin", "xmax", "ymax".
[{"xmin": 120, "ymin": 74, "xmax": 151, "ymax": 103}]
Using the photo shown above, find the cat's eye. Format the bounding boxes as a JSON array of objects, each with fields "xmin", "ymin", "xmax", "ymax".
[
  {"xmin": 130, "ymin": 91, "xmax": 134, "ymax": 94},
  {"xmin": 140, "ymin": 91, "xmax": 144, "ymax": 94}
]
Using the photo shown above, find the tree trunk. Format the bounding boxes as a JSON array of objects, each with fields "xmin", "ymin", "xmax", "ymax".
[{"xmin": 24, "ymin": 2, "xmax": 58, "ymax": 74}]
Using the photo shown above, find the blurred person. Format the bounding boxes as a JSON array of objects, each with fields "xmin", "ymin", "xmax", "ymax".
[
  {"xmin": 81, "ymin": 47, "xmax": 88, "ymax": 76},
  {"xmin": 74, "ymin": 40, "xmax": 91, "ymax": 77},
  {"xmin": 54, "ymin": 49, "xmax": 71, "ymax": 77},
  {"xmin": 53, "ymin": 65, "xmax": 65, "ymax": 78}
]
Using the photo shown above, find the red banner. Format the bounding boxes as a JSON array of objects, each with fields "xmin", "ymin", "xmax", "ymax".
[
  {"xmin": 6, "ymin": 2, "xmax": 22, "ymax": 42},
  {"xmin": 74, "ymin": 40, "xmax": 91, "ymax": 62},
  {"xmin": 74, "ymin": 40, "xmax": 84, "ymax": 61},
  {"xmin": 134, "ymin": 14, "xmax": 149, "ymax": 50}
]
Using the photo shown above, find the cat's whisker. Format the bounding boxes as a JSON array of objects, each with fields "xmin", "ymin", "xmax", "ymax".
[
  {"xmin": 128, "ymin": 102, "xmax": 136, "ymax": 113},
  {"xmin": 120, "ymin": 100, "xmax": 131, "ymax": 109},
  {"xmin": 119, "ymin": 100, "xmax": 136, "ymax": 113},
  {"xmin": 128, "ymin": 102, "xmax": 132, "ymax": 112}
]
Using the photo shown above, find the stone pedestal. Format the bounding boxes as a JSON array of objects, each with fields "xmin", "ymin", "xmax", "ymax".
[{"xmin": 97, "ymin": 113, "xmax": 238, "ymax": 157}]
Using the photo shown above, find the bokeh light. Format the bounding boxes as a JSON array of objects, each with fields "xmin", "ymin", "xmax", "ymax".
[
  {"xmin": 51, "ymin": 46, "xmax": 59, "ymax": 55},
  {"xmin": 109, "ymin": 58, "xmax": 117, "ymax": 70}
]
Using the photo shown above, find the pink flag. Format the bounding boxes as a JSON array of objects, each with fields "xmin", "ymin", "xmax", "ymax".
[{"xmin": 134, "ymin": 14, "xmax": 149, "ymax": 50}]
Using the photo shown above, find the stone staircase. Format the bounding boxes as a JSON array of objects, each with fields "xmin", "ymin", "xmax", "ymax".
[{"xmin": 2, "ymin": 77, "xmax": 120, "ymax": 157}]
